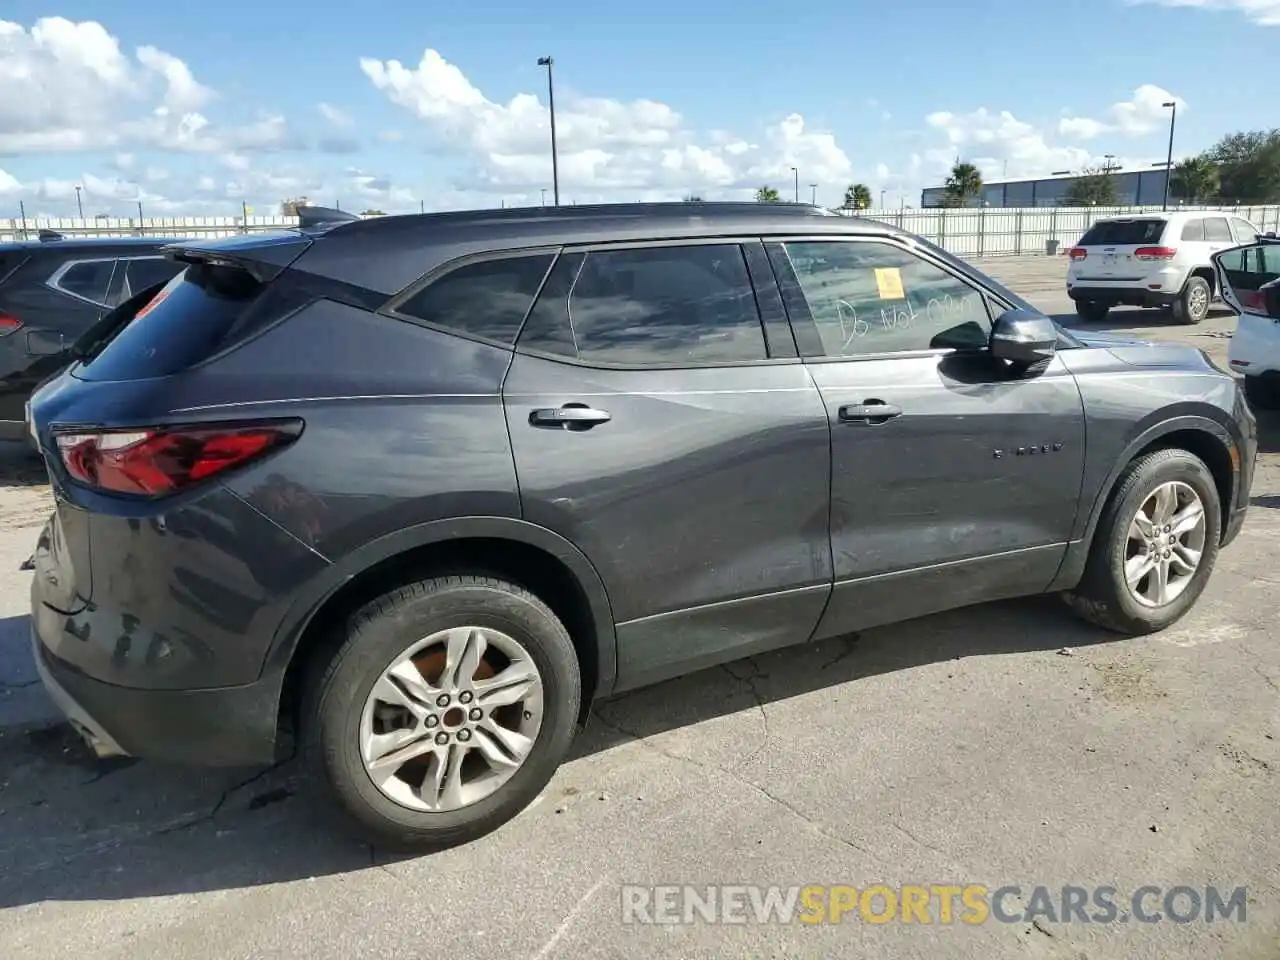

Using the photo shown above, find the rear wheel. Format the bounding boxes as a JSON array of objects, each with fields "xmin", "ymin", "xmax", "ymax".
[
  {"xmin": 1074, "ymin": 300, "xmax": 1110, "ymax": 323},
  {"xmin": 1172, "ymin": 276, "xmax": 1211, "ymax": 325},
  {"xmin": 1064, "ymin": 448, "xmax": 1221, "ymax": 635},
  {"xmin": 304, "ymin": 575, "xmax": 581, "ymax": 851},
  {"xmin": 1244, "ymin": 375, "xmax": 1280, "ymax": 411}
]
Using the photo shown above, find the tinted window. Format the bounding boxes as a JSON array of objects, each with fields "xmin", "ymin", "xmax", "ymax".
[
  {"xmin": 516, "ymin": 252, "xmax": 584, "ymax": 358},
  {"xmin": 1232, "ymin": 218, "xmax": 1259, "ymax": 245},
  {"xmin": 1180, "ymin": 219, "xmax": 1206, "ymax": 242},
  {"xmin": 1077, "ymin": 219, "xmax": 1167, "ymax": 246},
  {"xmin": 784, "ymin": 240, "xmax": 991, "ymax": 357},
  {"xmin": 545, "ymin": 244, "xmax": 767, "ymax": 366},
  {"xmin": 77, "ymin": 263, "xmax": 263, "ymax": 381},
  {"xmin": 125, "ymin": 257, "xmax": 183, "ymax": 292},
  {"xmin": 52, "ymin": 259, "xmax": 114, "ymax": 304},
  {"xmin": 1204, "ymin": 217, "xmax": 1233, "ymax": 243},
  {"xmin": 397, "ymin": 254, "xmax": 553, "ymax": 345}
]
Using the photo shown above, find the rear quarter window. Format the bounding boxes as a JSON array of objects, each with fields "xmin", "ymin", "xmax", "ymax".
[
  {"xmin": 76, "ymin": 263, "xmax": 263, "ymax": 381},
  {"xmin": 1077, "ymin": 219, "xmax": 1167, "ymax": 246}
]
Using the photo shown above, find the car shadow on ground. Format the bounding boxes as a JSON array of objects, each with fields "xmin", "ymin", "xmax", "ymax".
[
  {"xmin": 0, "ymin": 593, "xmax": 1123, "ymax": 908},
  {"xmin": 0, "ymin": 442, "xmax": 48, "ymax": 489}
]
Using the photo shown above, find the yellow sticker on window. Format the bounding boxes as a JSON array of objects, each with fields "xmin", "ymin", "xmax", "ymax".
[{"xmin": 874, "ymin": 267, "xmax": 905, "ymax": 300}]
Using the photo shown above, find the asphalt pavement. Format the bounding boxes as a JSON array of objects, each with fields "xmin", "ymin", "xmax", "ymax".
[{"xmin": 1, "ymin": 255, "xmax": 1277, "ymax": 960}]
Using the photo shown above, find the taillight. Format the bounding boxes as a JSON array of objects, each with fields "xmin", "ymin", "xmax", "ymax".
[
  {"xmin": 1068, "ymin": 247, "xmax": 1088, "ymax": 261},
  {"xmin": 1134, "ymin": 246, "xmax": 1178, "ymax": 261},
  {"xmin": 0, "ymin": 311, "xmax": 22, "ymax": 335},
  {"xmin": 54, "ymin": 420, "xmax": 302, "ymax": 497}
]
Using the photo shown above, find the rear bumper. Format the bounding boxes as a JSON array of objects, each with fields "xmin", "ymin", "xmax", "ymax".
[
  {"xmin": 32, "ymin": 622, "xmax": 286, "ymax": 766},
  {"xmin": 1068, "ymin": 285, "xmax": 1176, "ymax": 309}
]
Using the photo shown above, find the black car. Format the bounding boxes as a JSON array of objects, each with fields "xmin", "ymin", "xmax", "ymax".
[
  {"xmin": 27, "ymin": 202, "xmax": 1256, "ymax": 851},
  {"xmin": 0, "ymin": 233, "xmax": 185, "ymax": 439}
]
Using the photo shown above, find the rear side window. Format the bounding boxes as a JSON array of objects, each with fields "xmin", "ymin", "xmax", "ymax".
[
  {"xmin": 77, "ymin": 263, "xmax": 263, "ymax": 381},
  {"xmin": 1180, "ymin": 219, "xmax": 1205, "ymax": 241},
  {"xmin": 1077, "ymin": 219, "xmax": 1167, "ymax": 246},
  {"xmin": 50, "ymin": 259, "xmax": 115, "ymax": 304},
  {"xmin": 1204, "ymin": 217, "xmax": 1233, "ymax": 242},
  {"xmin": 395, "ymin": 254, "xmax": 554, "ymax": 345},
  {"xmin": 125, "ymin": 257, "xmax": 184, "ymax": 292},
  {"xmin": 518, "ymin": 244, "xmax": 767, "ymax": 366}
]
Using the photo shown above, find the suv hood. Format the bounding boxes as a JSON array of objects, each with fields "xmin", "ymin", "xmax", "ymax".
[{"xmin": 1073, "ymin": 330, "xmax": 1223, "ymax": 373}]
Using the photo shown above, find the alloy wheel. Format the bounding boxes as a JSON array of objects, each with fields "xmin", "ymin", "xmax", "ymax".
[
  {"xmin": 359, "ymin": 626, "xmax": 545, "ymax": 812},
  {"xmin": 1124, "ymin": 480, "xmax": 1207, "ymax": 608}
]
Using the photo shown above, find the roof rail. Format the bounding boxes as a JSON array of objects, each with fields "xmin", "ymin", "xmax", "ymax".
[{"xmin": 37, "ymin": 228, "xmax": 64, "ymax": 242}]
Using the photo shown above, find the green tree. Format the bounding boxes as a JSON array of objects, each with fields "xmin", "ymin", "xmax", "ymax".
[
  {"xmin": 842, "ymin": 183, "xmax": 872, "ymax": 210},
  {"xmin": 1207, "ymin": 129, "xmax": 1280, "ymax": 203},
  {"xmin": 755, "ymin": 185, "xmax": 781, "ymax": 203},
  {"xmin": 1169, "ymin": 156, "xmax": 1219, "ymax": 204},
  {"xmin": 683, "ymin": 194, "xmax": 704, "ymax": 202},
  {"xmin": 943, "ymin": 162, "xmax": 983, "ymax": 206},
  {"xmin": 360, "ymin": 208, "xmax": 387, "ymax": 216},
  {"xmin": 1064, "ymin": 165, "xmax": 1120, "ymax": 206}
]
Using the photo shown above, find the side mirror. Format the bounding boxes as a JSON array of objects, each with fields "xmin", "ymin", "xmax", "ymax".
[{"xmin": 990, "ymin": 309, "xmax": 1058, "ymax": 367}]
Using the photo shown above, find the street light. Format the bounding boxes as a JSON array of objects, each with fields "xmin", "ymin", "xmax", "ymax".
[
  {"xmin": 1161, "ymin": 100, "xmax": 1177, "ymax": 211},
  {"xmin": 74, "ymin": 185, "xmax": 83, "ymax": 219},
  {"xmin": 880, "ymin": 189, "xmax": 886, "ymax": 208},
  {"xmin": 537, "ymin": 56, "xmax": 560, "ymax": 206},
  {"xmin": 540, "ymin": 188, "xmax": 547, "ymax": 207},
  {"xmin": 809, "ymin": 183, "xmax": 817, "ymax": 205},
  {"xmin": 791, "ymin": 167, "xmax": 799, "ymax": 203}
]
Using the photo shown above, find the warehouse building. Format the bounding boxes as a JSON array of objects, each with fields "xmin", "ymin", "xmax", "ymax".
[{"xmin": 921, "ymin": 164, "xmax": 1172, "ymax": 208}]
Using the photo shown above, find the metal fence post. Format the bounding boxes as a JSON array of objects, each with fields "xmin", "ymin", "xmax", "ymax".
[
  {"xmin": 1015, "ymin": 209, "xmax": 1023, "ymax": 256},
  {"xmin": 1050, "ymin": 208, "xmax": 1058, "ymax": 256},
  {"xmin": 939, "ymin": 208, "xmax": 947, "ymax": 250},
  {"xmin": 978, "ymin": 208, "xmax": 985, "ymax": 257}
]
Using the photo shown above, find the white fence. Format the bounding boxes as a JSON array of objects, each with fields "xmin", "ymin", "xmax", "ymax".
[
  {"xmin": 5, "ymin": 204, "xmax": 1280, "ymax": 259},
  {"xmin": 847, "ymin": 204, "xmax": 1280, "ymax": 258}
]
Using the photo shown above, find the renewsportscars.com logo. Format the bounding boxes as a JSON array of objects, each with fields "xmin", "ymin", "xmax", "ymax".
[{"xmin": 620, "ymin": 884, "xmax": 1248, "ymax": 926}]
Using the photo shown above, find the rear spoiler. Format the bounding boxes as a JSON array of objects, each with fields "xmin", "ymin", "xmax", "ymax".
[{"xmin": 160, "ymin": 232, "xmax": 314, "ymax": 283}]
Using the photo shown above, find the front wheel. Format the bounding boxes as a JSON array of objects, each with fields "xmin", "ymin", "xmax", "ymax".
[
  {"xmin": 304, "ymin": 575, "xmax": 581, "ymax": 851},
  {"xmin": 1064, "ymin": 448, "xmax": 1221, "ymax": 635}
]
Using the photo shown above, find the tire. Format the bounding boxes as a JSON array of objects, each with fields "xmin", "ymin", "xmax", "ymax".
[
  {"xmin": 303, "ymin": 575, "xmax": 581, "ymax": 851},
  {"xmin": 1074, "ymin": 300, "xmax": 1110, "ymax": 323},
  {"xmin": 1244, "ymin": 375, "xmax": 1280, "ymax": 411},
  {"xmin": 1172, "ymin": 275, "xmax": 1211, "ymax": 325},
  {"xmin": 1063, "ymin": 448, "xmax": 1221, "ymax": 635}
]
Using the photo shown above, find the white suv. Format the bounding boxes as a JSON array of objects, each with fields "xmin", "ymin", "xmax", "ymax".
[
  {"xmin": 1067, "ymin": 211, "xmax": 1260, "ymax": 325},
  {"xmin": 1216, "ymin": 236, "xmax": 1280, "ymax": 409}
]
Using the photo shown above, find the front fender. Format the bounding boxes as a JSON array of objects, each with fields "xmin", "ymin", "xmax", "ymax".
[{"xmin": 259, "ymin": 515, "xmax": 619, "ymax": 699}]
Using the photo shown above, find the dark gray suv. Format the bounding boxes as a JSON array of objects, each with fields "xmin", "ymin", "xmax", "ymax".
[{"xmin": 27, "ymin": 202, "xmax": 1256, "ymax": 851}]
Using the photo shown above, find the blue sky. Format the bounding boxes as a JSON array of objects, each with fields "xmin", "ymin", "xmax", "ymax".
[{"xmin": 0, "ymin": 1, "xmax": 1275, "ymax": 217}]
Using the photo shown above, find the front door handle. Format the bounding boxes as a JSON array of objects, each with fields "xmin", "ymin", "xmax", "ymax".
[
  {"xmin": 838, "ymin": 400, "xmax": 902, "ymax": 425},
  {"xmin": 529, "ymin": 403, "xmax": 612, "ymax": 430}
]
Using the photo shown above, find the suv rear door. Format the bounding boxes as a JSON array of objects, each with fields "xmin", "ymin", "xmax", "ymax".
[
  {"xmin": 501, "ymin": 240, "xmax": 833, "ymax": 692},
  {"xmin": 1073, "ymin": 218, "xmax": 1169, "ymax": 281}
]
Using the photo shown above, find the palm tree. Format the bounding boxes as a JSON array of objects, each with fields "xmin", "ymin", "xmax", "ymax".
[
  {"xmin": 1170, "ymin": 156, "xmax": 1219, "ymax": 204},
  {"xmin": 755, "ymin": 186, "xmax": 781, "ymax": 203},
  {"xmin": 943, "ymin": 162, "xmax": 983, "ymax": 206},
  {"xmin": 843, "ymin": 183, "xmax": 872, "ymax": 210},
  {"xmin": 1064, "ymin": 165, "xmax": 1120, "ymax": 206}
]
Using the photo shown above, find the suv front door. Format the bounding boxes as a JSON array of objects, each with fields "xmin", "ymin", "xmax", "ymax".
[
  {"xmin": 766, "ymin": 235, "xmax": 1087, "ymax": 639},
  {"xmin": 504, "ymin": 240, "xmax": 833, "ymax": 691}
]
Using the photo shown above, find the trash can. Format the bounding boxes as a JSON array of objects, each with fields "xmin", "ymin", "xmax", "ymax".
[{"xmin": 1045, "ymin": 239, "xmax": 1060, "ymax": 256}]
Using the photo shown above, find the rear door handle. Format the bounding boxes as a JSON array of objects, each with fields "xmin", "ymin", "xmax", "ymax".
[
  {"xmin": 838, "ymin": 400, "xmax": 902, "ymax": 424},
  {"xmin": 529, "ymin": 404, "xmax": 612, "ymax": 429}
]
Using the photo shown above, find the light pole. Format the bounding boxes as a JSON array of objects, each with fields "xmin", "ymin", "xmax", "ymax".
[
  {"xmin": 1161, "ymin": 100, "xmax": 1177, "ymax": 211},
  {"xmin": 809, "ymin": 183, "xmax": 817, "ymax": 205},
  {"xmin": 537, "ymin": 56, "xmax": 560, "ymax": 206},
  {"xmin": 791, "ymin": 167, "xmax": 799, "ymax": 203},
  {"xmin": 74, "ymin": 185, "xmax": 83, "ymax": 219},
  {"xmin": 880, "ymin": 189, "xmax": 886, "ymax": 208},
  {"xmin": 540, "ymin": 188, "xmax": 547, "ymax": 207}
]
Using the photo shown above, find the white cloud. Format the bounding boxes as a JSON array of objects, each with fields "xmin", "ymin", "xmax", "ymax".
[
  {"xmin": 360, "ymin": 47, "xmax": 853, "ymax": 196},
  {"xmin": 318, "ymin": 102, "xmax": 354, "ymax": 128},
  {"xmin": 1058, "ymin": 85, "xmax": 1183, "ymax": 140},
  {"xmin": 925, "ymin": 107, "xmax": 1094, "ymax": 179},
  {"xmin": 1126, "ymin": 0, "xmax": 1280, "ymax": 25},
  {"xmin": 0, "ymin": 17, "xmax": 299, "ymax": 155}
]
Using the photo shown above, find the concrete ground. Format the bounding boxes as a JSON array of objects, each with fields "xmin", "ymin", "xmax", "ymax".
[{"xmin": 1, "ymin": 256, "xmax": 1278, "ymax": 960}]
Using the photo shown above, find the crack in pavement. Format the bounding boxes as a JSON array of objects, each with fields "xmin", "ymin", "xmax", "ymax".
[
  {"xmin": 720, "ymin": 659, "xmax": 771, "ymax": 773},
  {"xmin": 590, "ymin": 709, "xmax": 892, "ymax": 869}
]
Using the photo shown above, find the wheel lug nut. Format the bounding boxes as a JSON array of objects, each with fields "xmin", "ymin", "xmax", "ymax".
[
  {"xmin": 459, "ymin": 691, "xmax": 474, "ymax": 704},
  {"xmin": 436, "ymin": 694, "xmax": 451, "ymax": 707},
  {"xmin": 435, "ymin": 731, "xmax": 449, "ymax": 745},
  {"xmin": 457, "ymin": 729, "xmax": 472, "ymax": 742},
  {"xmin": 425, "ymin": 715, "xmax": 440, "ymax": 728},
  {"xmin": 468, "ymin": 707, "xmax": 482, "ymax": 721}
]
